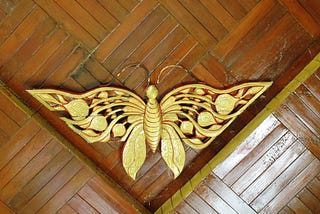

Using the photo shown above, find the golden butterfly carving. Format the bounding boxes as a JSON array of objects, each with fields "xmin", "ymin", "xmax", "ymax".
[{"xmin": 28, "ymin": 65, "xmax": 271, "ymax": 180}]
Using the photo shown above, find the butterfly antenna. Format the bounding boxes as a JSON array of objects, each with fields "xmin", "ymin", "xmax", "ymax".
[
  {"xmin": 156, "ymin": 64, "xmax": 199, "ymax": 85},
  {"xmin": 117, "ymin": 64, "xmax": 150, "ymax": 86}
]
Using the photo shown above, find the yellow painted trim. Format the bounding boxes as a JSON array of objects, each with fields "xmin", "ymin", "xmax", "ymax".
[
  {"xmin": 156, "ymin": 52, "xmax": 320, "ymax": 214},
  {"xmin": 0, "ymin": 82, "xmax": 151, "ymax": 214}
]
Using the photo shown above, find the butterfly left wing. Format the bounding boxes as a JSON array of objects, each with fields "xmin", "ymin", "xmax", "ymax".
[
  {"xmin": 160, "ymin": 82, "xmax": 272, "ymax": 150},
  {"xmin": 27, "ymin": 87, "xmax": 145, "ymax": 143}
]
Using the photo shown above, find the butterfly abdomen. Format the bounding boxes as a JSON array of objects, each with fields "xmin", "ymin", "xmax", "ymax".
[{"xmin": 144, "ymin": 98, "xmax": 162, "ymax": 153}]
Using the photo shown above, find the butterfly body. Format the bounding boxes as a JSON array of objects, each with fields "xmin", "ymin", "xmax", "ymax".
[{"xmin": 144, "ymin": 85, "xmax": 162, "ymax": 153}]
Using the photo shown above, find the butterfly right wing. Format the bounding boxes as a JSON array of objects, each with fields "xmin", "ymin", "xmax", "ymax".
[{"xmin": 160, "ymin": 82, "xmax": 272, "ymax": 150}]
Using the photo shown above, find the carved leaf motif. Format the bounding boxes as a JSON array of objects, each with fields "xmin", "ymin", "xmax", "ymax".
[
  {"xmin": 243, "ymin": 86, "xmax": 263, "ymax": 97},
  {"xmin": 64, "ymin": 99, "xmax": 89, "ymax": 120},
  {"xmin": 122, "ymin": 124, "xmax": 146, "ymax": 180},
  {"xmin": 161, "ymin": 124, "xmax": 185, "ymax": 178}
]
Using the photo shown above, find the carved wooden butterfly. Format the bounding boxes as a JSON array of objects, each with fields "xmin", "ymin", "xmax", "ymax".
[{"xmin": 28, "ymin": 81, "xmax": 271, "ymax": 179}]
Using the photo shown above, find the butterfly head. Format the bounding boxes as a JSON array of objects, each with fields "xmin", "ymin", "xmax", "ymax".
[{"xmin": 146, "ymin": 85, "xmax": 158, "ymax": 100}]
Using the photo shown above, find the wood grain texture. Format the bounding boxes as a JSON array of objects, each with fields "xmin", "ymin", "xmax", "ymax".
[{"xmin": 0, "ymin": 0, "xmax": 320, "ymax": 212}]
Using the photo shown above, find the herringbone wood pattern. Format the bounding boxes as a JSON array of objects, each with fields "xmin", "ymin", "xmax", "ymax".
[{"xmin": 0, "ymin": 0, "xmax": 320, "ymax": 212}]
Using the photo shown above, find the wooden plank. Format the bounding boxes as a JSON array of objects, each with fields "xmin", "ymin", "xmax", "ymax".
[
  {"xmin": 295, "ymin": 84, "xmax": 320, "ymax": 119},
  {"xmin": 37, "ymin": 167, "xmax": 93, "ymax": 214},
  {"xmin": 279, "ymin": 0, "xmax": 320, "ymax": 37},
  {"xmin": 0, "ymin": 6, "xmax": 47, "ymax": 65},
  {"xmin": 95, "ymin": 0, "xmax": 158, "ymax": 61},
  {"xmin": 61, "ymin": 76, "xmax": 86, "ymax": 92},
  {"xmin": 18, "ymin": 158, "xmax": 82, "ymax": 213},
  {"xmin": 239, "ymin": 0, "xmax": 261, "ymax": 11},
  {"xmin": 200, "ymin": 53, "xmax": 235, "ymax": 87},
  {"xmin": 184, "ymin": 192, "xmax": 217, "ymax": 214},
  {"xmin": 76, "ymin": 0, "xmax": 118, "ymax": 32},
  {"xmin": 0, "ymin": 17, "xmax": 56, "ymax": 82},
  {"xmin": 103, "ymin": 6, "xmax": 168, "ymax": 70},
  {"xmin": 0, "ymin": 200, "xmax": 14, "ymax": 214},
  {"xmin": 279, "ymin": 206, "xmax": 295, "ymax": 214},
  {"xmin": 191, "ymin": 63, "xmax": 223, "ymax": 88},
  {"xmin": 84, "ymin": 57, "xmax": 114, "ymax": 84},
  {"xmin": 232, "ymin": 131, "xmax": 296, "ymax": 195},
  {"xmin": 297, "ymin": 188, "xmax": 320, "ymax": 213},
  {"xmin": 6, "ymin": 29, "xmax": 68, "ymax": 90},
  {"xmin": 0, "ymin": 0, "xmax": 15, "ymax": 15},
  {"xmin": 205, "ymin": 173, "xmax": 256, "ymax": 214},
  {"xmin": 174, "ymin": 200, "xmax": 198, "ymax": 214},
  {"xmin": 230, "ymin": 14, "xmax": 303, "ymax": 80},
  {"xmin": 194, "ymin": 183, "xmax": 237, "ymax": 214},
  {"xmin": 139, "ymin": 26, "xmax": 189, "ymax": 74},
  {"xmin": 159, "ymin": 0, "xmax": 217, "ymax": 48},
  {"xmin": 222, "ymin": 2, "xmax": 286, "ymax": 68},
  {"xmin": 213, "ymin": 0, "xmax": 276, "ymax": 59},
  {"xmin": 26, "ymin": 37, "xmax": 77, "ymax": 88},
  {"xmin": 148, "ymin": 35, "xmax": 197, "ymax": 93},
  {"xmin": 129, "ymin": 159, "xmax": 167, "ymax": 198},
  {"xmin": 286, "ymin": 93, "xmax": 320, "ymax": 138},
  {"xmin": 138, "ymin": 171, "xmax": 172, "ymax": 204},
  {"xmin": 87, "ymin": 176, "xmax": 140, "ymax": 214},
  {"xmin": 71, "ymin": 67, "xmax": 101, "ymax": 90},
  {"xmin": 0, "ymin": 0, "xmax": 34, "ymax": 45},
  {"xmin": 223, "ymin": 124, "xmax": 287, "ymax": 186},
  {"xmin": 260, "ymin": 158, "xmax": 320, "ymax": 214},
  {"xmin": 180, "ymin": 0, "xmax": 228, "ymax": 41},
  {"xmin": 68, "ymin": 194, "xmax": 99, "ymax": 214},
  {"xmin": 264, "ymin": 43, "xmax": 320, "ymax": 107},
  {"xmin": 258, "ymin": 30, "xmax": 312, "ymax": 81},
  {"xmin": 241, "ymin": 140, "xmax": 305, "ymax": 203},
  {"xmin": 307, "ymin": 177, "xmax": 320, "ymax": 199},
  {"xmin": 57, "ymin": 204, "xmax": 77, "ymax": 214},
  {"xmin": 217, "ymin": 0, "xmax": 247, "ymax": 20},
  {"xmin": 274, "ymin": 104, "xmax": 320, "ymax": 159},
  {"xmin": 111, "ymin": 15, "xmax": 177, "ymax": 79},
  {"xmin": 43, "ymin": 46, "xmax": 88, "ymax": 87},
  {"xmin": 77, "ymin": 184, "xmax": 119, "ymax": 214},
  {"xmin": 0, "ymin": 120, "xmax": 40, "ymax": 170},
  {"xmin": 179, "ymin": 42, "xmax": 206, "ymax": 70},
  {"xmin": 0, "ymin": 128, "xmax": 52, "ymax": 189},
  {"xmin": 55, "ymin": 0, "xmax": 108, "ymax": 41},
  {"xmin": 34, "ymin": 0, "xmax": 98, "ymax": 50},
  {"xmin": 117, "ymin": 0, "xmax": 139, "ymax": 12},
  {"xmin": 213, "ymin": 114, "xmax": 280, "ymax": 179},
  {"xmin": 304, "ymin": 73, "xmax": 320, "ymax": 101},
  {"xmin": 0, "ymin": 110, "xmax": 19, "ymax": 136},
  {"xmin": 98, "ymin": 0, "xmax": 129, "ymax": 22},
  {"xmin": 250, "ymin": 149, "xmax": 315, "ymax": 212},
  {"xmin": 0, "ymin": 140, "xmax": 61, "ymax": 203},
  {"xmin": 9, "ymin": 149, "xmax": 73, "ymax": 211},
  {"xmin": 287, "ymin": 197, "xmax": 313, "ymax": 214},
  {"xmin": 299, "ymin": 0, "xmax": 320, "ymax": 24},
  {"xmin": 200, "ymin": 0, "xmax": 237, "ymax": 31}
]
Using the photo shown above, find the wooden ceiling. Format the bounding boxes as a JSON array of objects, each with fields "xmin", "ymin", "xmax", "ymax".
[{"xmin": 0, "ymin": 0, "xmax": 320, "ymax": 213}]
